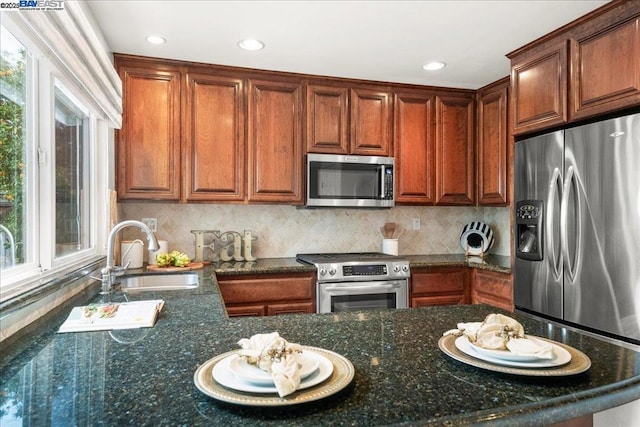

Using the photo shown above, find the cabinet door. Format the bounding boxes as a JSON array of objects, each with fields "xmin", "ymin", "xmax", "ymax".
[
  {"xmin": 116, "ymin": 63, "xmax": 181, "ymax": 200},
  {"xmin": 477, "ymin": 80, "xmax": 509, "ymax": 206},
  {"xmin": 184, "ymin": 73, "xmax": 245, "ymax": 201},
  {"xmin": 435, "ymin": 94, "xmax": 475, "ymax": 205},
  {"xmin": 570, "ymin": 17, "xmax": 640, "ymax": 120},
  {"xmin": 306, "ymin": 84, "xmax": 349, "ymax": 154},
  {"xmin": 394, "ymin": 91, "xmax": 435, "ymax": 204},
  {"xmin": 247, "ymin": 79, "xmax": 303, "ymax": 203},
  {"xmin": 472, "ymin": 269, "xmax": 513, "ymax": 312},
  {"xmin": 350, "ymin": 88, "xmax": 392, "ymax": 156},
  {"xmin": 511, "ymin": 42, "xmax": 568, "ymax": 135}
]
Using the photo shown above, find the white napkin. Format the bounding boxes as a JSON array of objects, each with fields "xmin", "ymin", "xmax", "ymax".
[
  {"xmin": 506, "ymin": 337, "xmax": 554, "ymax": 359},
  {"xmin": 444, "ymin": 313, "xmax": 554, "ymax": 359},
  {"xmin": 237, "ymin": 332, "xmax": 302, "ymax": 397}
]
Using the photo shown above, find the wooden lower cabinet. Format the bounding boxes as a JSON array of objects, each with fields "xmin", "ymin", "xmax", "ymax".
[
  {"xmin": 471, "ymin": 269, "xmax": 513, "ymax": 312},
  {"xmin": 217, "ymin": 272, "xmax": 315, "ymax": 317},
  {"xmin": 410, "ymin": 267, "xmax": 469, "ymax": 307},
  {"xmin": 410, "ymin": 267, "xmax": 513, "ymax": 311}
]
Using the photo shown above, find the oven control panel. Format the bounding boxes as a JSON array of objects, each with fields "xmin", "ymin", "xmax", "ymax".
[
  {"xmin": 316, "ymin": 261, "xmax": 410, "ymax": 282},
  {"xmin": 343, "ymin": 264, "xmax": 388, "ymax": 276}
]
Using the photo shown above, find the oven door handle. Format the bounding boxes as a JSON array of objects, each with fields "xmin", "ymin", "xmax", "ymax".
[{"xmin": 324, "ymin": 282, "xmax": 403, "ymax": 292}]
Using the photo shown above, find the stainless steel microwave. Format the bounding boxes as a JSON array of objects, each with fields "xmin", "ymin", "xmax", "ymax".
[{"xmin": 306, "ymin": 153, "xmax": 394, "ymax": 208}]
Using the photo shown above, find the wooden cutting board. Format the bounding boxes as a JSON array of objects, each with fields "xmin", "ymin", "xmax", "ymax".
[{"xmin": 146, "ymin": 262, "xmax": 205, "ymax": 272}]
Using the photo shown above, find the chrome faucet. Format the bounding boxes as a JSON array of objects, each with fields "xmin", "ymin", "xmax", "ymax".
[
  {"xmin": 101, "ymin": 220, "xmax": 159, "ymax": 294},
  {"xmin": 0, "ymin": 224, "xmax": 16, "ymax": 268}
]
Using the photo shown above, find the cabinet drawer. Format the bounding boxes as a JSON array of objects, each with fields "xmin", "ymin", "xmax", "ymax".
[
  {"xmin": 217, "ymin": 273, "xmax": 315, "ymax": 304},
  {"xmin": 411, "ymin": 269, "xmax": 466, "ymax": 294},
  {"xmin": 225, "ymin": 304, "xmax": 267, "ymax": 317},
  {"xmin": 412, "ymin": 295, "xmax": 465, "ymax": 308},
  {"xmin": 267, "ymin": 302, "xmax": 315, "ymax": 316}
]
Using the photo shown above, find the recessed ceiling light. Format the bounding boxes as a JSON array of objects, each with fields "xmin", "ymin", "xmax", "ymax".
[
  {"xmin": 238, "ymin": 39, "xmax": 265, "ymax": 51},
  {"xmin": 422, "ymin": 61, "xmax": 446, "ymax": 71},
  {"xmin": 146, "ymin": 35, "xmax": 167, "ymax": 45}
]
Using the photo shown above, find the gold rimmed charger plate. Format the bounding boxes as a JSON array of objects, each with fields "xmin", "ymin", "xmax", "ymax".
[
  {"xmin": 194, "ymin": 346, "xmax": 355, "ymax": 406},
  {"xmin": 438, "ymin": 335, "xmax": 591, "ymax": 376}
]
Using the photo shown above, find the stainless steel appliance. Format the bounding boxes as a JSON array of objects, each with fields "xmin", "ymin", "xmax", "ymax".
[
  {"xmin": 296, "ymin": 252, "xmax": 409, "ymax": 313},
  {"xmin": 515, "ymin": 111, "xmax": 640, "ymax": 344},
  {"xmin": 306, "ymin": 154, "xmax": 394, "ymax": 208}
]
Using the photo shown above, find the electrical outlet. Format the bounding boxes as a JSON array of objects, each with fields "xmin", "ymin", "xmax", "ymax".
[
  {"xmin": 412, "ymin": 218, "xmax": 421, "ymax": 230},
  {"xmin": 142, "ymin": 217, "xmax": 157, "ymax": 232}
]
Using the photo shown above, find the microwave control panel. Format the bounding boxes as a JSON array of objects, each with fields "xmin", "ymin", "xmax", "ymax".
[{"xmin": 384, "ymin": 168, "xmax": 393, "ymax": 199}]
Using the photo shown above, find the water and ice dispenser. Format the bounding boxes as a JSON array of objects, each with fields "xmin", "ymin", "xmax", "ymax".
[{"xmin": 515, "ymin": 200, "xmax": 543, "ymax": 261}]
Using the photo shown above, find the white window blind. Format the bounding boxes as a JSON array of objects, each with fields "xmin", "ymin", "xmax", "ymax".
[{"xmin": 10, "ymin": 1, "xmax": 122, "ymax": 128}]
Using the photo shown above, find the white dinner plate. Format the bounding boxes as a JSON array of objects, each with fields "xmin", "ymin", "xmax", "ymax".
[
  {"xmin": 468, "ymin": 336, "xmax": 554, "ymax": 362},
  {"xmin": 229, "ymin": 352, "xmax": 320, "ymax": 385},
  {"xmin": 212, "ymin": 349, "xmax": 333, "ymax": 393},
  {"xmin": 455, "ymin": 336, "xmax": 572, "ymax": 368}
]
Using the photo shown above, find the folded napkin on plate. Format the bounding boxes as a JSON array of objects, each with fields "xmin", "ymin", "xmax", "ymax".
[
  {"xmin": 444, "ymin": 313, "xmax": 554, "ymax": 359},
  {"xmin": 237, "ymin": 332, "xmax": 302, "ymax": 397}
]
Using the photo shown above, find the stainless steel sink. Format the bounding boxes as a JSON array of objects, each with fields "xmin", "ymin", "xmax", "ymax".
[{"xmin": 117, "ymin": 272, "xmax": 199, "ymax": 291}]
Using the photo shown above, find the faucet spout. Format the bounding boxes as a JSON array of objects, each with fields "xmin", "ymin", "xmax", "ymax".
[
  {"xmin": 101, "ymin": 220, "xmax": 159, "ymax": 294},
  {"xmin": 0, "ymin": 224, "xmax": 16, "ymax": 267}
]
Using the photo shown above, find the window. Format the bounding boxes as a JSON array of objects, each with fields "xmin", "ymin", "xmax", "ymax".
[
  {"xmin": 0, "ymin": 24, "xmax": 28, "ymax": 270},
  {"xmin": 0, "ymin": 16, "xmax": 108, "ymax": 300},
  {"xmin": 54, "ymin": 84, "xmax": 91, "ymax": 258}
]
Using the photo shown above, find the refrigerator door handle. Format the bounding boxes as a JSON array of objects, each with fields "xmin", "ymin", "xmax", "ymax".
[
  {"xmin": 560, "ymin": 166, "xmax": 582, "ymax": 283},
  {"xmin": 546, "ymin": 168, "xmax": 563, "ymax": 280}
]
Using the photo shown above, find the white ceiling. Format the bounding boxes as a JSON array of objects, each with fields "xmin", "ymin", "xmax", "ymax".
[{"xmin": 86, "ymin": 0, "xmax": 609, "ymax": 90}]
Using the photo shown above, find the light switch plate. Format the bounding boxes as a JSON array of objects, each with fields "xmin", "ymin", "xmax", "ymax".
[{"xmin": 142, "ymin": 217, "xmax": 157, "ymax": 232}]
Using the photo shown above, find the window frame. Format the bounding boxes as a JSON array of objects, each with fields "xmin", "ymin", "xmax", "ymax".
[{"xmin": 0, "ymin": 14, "xmax": 109, "ymax": 301}]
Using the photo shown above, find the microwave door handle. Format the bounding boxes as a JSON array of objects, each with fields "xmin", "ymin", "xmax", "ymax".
[{"xmin": 380, "ymin": 165, "xmax": 385, "ymax": 198}]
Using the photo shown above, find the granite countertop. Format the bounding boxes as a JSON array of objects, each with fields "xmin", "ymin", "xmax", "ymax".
[
  {"xmin": 210, "ymin": 253, "xmax": 511, "ymax": 275},
  {"xmin": 2, "ymin": 259, "xmax": 639, "ymax": 426}
]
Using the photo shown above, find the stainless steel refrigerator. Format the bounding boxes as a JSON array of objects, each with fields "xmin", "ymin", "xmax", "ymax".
[{"xmin": 514, "ymin": 112, "xmax": 640, "ymax": 344}]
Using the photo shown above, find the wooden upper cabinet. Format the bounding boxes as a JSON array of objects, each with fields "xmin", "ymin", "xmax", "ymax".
[
  {"xmin": 394, "ymin": 91, "xmax": 436, "ymax": 204},
  {"xmin": 570, "ymin": 16, "xmax": 640, "ymax": 120},
  {"xmin": 350, "ymin": 87, "xmax": 393, "ymax": 156},
  {"xmin": 435, "ymin": 94, "xmax": 475, "ymax": 205},
  {"xmin": 116, "ymin": 61, "xmax": 181, "ymax": 200},
  {"xmin": 184, "ymin": 73, "xmax": 245, "ymax": 202},
  {"xmin": 477, "ymin": 79, "xmax": 509, "ymax": 206},
  {"xmin": 247, "ymin": 79, "xmax": 304, "ymax": 204},
  {"xmin": 306, "ymin": 84, "xmax": 349, "ymax": 154},
  {"xmin": 509, "ymin": 1, "xmax": 640, "ymax": 134},
  {"xmin": 510, "ymin": 41, "xmax": 568, "ymax": 135}
]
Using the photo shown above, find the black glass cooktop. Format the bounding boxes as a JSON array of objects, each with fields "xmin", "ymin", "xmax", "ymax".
[{"xmin": 296, "ymin": 252, "xmax": 403, "ymax": 264}]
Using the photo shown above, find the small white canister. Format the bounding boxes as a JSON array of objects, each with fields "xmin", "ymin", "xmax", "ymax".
[
  {"xmin": 148, "ymin": 239, "xmax": 168, "ymax": 265},
  {"xmin": 382, "ymin": 238, "xmax": 399, "ymax": 256},
  {"xmin": 121, "ymin": 239, "xmax": 144, "ymax": 269}
]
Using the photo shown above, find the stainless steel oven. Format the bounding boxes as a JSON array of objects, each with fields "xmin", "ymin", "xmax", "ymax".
[{"xmin": 296, "ymin": 253, "xmax": 410, "ymax": 313}]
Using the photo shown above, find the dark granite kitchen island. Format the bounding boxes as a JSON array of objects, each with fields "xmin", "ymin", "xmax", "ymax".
[{"xmin": 1, "ymin": 263, "xmax": 639, "ymax": 426}]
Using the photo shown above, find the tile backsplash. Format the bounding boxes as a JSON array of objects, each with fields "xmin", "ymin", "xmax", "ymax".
[{"xmin": 119, "ymin": 204, "xmax": 511, "ymax": 261}]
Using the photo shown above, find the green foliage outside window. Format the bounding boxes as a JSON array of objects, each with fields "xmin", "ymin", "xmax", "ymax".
[{"xmin": 0, "ymin": 47, "xmax": 26, "ymax": 265}]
